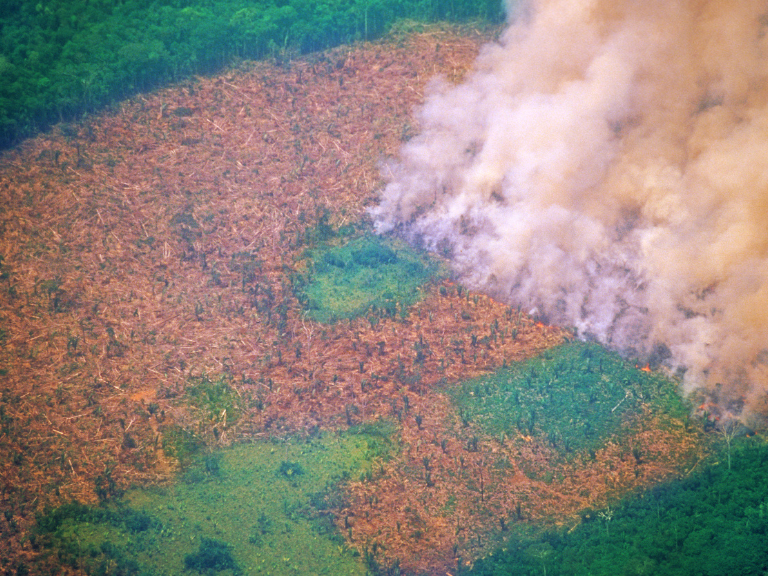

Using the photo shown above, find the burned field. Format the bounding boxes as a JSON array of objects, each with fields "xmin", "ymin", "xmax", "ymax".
[{"xmin": 0, "ymin": 24, "xmax": 711, "ymax": 575}]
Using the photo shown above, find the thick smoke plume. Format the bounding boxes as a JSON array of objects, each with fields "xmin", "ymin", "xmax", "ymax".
[{"xmin": 371, "ymin": 0, "xmax": 768, "ymax": 421}]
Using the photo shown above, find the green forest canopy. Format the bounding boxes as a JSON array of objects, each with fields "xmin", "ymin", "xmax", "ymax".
[{"xmin": 0, "ymin": 0, "xmax": 504, "ymax": 149}]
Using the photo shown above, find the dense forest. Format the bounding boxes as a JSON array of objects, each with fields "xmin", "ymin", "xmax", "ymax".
[{"xmin": 0, "ymin": 0, "xmax": 503, "ymax": 149}]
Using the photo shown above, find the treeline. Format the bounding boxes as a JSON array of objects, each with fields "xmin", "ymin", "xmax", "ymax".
[
  {"xmin": 0, "ymin": 0, "xmax": 503, "ymax": 150},
  {"xmin": 465, "ymin": 436, "xmax": 768, "ymax": 576}
]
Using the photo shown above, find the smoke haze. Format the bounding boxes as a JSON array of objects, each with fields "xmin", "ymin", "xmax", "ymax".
[{"xmin": 371, "ymin": 0, "xmax": 768, "ymax": 421}]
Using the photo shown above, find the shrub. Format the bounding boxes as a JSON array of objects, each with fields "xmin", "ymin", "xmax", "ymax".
[{"xmin": 184, "ymin": 538, "xmax": 239, "ymax": 574}]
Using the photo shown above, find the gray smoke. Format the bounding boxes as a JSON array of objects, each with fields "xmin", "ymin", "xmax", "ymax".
[{"xmin": 370, "ymin": 0, "xmax": 768, "ymax": 421}]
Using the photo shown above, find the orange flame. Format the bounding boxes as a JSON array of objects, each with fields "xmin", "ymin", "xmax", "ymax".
[{"xmin": 697, "ymin": 402, "xmax": 720, "ymax": 421}]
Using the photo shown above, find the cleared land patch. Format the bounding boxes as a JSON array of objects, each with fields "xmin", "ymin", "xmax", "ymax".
[{"xmin": 0, "ymin": 24, "xmax": 725, "ymax": 576}]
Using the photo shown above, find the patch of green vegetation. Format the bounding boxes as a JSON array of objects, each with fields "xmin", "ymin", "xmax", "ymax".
[
  {"xmin": 466, "ymin": 435, "xmax": 768, "ymax": 576},
  {"xmin": 185, "ymin": 538, "xmax": 240, "ymax": 575},
  {"xmin": 294, "ymin": 233, "xmax": 446, "ymax": 323},
  {"xmin": 32, "ymin": 502, "xmax": 160, "ymax": 576},
  {"xmin": 162, "ymin": 425, "xmax": 206, "ymax": 466},
  {"xmin": 186, "ymin": 374, "xmax": 242, "ymax": 425},
  {"xmin": 448, "ymin": 342, "xmax": 691, "ymax": 457},
  {"xmin": 35, "ymin": 425, "xmax": 397, "ymax": 575},
  {"xmin": 278, "ymin": 460, "xmax": 306, "ymax": 479},
  {"xmin": 347, "ymin": 418, "xmax": 399, "ymax": 457}
]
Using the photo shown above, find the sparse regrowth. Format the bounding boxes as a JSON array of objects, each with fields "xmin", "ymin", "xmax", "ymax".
[
  {"xmin": 448, "ymin": 342, "xmax": 691, "ymax": 457},
  {"xmin": 34, "ymin": 428, "xmax": 396, "ymax": 575},
  {"xmin": 295, "ymin": 233, "xmax": 446, "ymax": 323}
]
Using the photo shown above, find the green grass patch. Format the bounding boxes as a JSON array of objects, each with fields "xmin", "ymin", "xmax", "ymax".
[
  {"xmin": 294, "ymin": 233, "xmax": 446, "ymax": 323},
  {"xmin": 34, "ymin": 424, "xmax": 398, "ymax": 575},
  {"xmin": 447, "ymin": 342, "xmax": 690, "ymax": 457}
]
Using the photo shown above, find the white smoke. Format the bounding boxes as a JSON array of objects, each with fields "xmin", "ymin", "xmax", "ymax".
[{"xmin": 371, "ymin": 0, "xmax": 768, "ymax": 420}]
